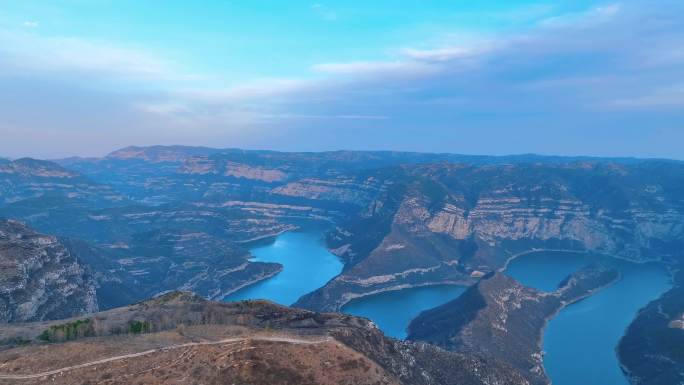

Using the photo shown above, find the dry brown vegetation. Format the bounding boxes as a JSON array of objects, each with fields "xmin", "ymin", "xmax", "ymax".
[
  {"xmin": 0, "ymin": 325, "xmax": 398, "ymax": 385},
  {"xmin": 0, "ymin": 292, "xmax": 529, "ymax": 385}
]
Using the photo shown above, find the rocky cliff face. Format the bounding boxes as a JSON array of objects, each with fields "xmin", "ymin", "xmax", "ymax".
[
  {"xmin": 0, "ymin": 157, "xmax": 325, "ymax": 312},
  {"xmin": 2, "ymin": 147, "xmax": 681, "ymax": 383},
  {"xmin": 5, "ymin": 148, "xmax": 684, "ymax": 318},
  {"xmin": 0, "ymin": 220, "xmax": 98, "ymax": 322},
  {"xmin": 406, "ymin": 266, "xmax": 619, "ymax": 385},
  {"xmin": 298, "ymin": 162, "xmax": 684, "ymax": 311}
]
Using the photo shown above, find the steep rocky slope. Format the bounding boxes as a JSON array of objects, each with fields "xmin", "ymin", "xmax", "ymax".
[
  {"xmin": 0, "ymin": 292, "xmax": 529, "ymax": 385},
  {"xmin": 0, "ymin": 220, "xmax": 98, "ymax": 322},
  {"xmin": 406, "ymin": 265, "xmax": 619, "ymax": 385},
  {"xmin": 2, "ymin": 146, "xmax": 682, "ymax": 384},
  {"xmin": 298, "ymin": 162, "xmax": 684, "ymax": 311},
  {"xmin": 618, "ymin": 262, "xmax": 684, "ymax": 385},
  {"xmin": 0, "ymin": 216, "xmax": 280, "ymax": 320},
  {"xmin": 0, "ymin": 158, "xmax": 305, "ymax": 308}
]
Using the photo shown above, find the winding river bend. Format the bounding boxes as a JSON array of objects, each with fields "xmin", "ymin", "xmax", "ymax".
[
  {"xmin": 507, "ymin": 252, "xmax": 671, "ymax": 385},
  {"xmin": 225, "ymin": 231, "xmax": 343, "ymax": 306},
  {"xmin": 225, "ymin": 231, "xmax": 465, "ymax": 339},
  {"xmin": 341, "ymin": 285, "xmax": 466, "ymax": 339},
  {"xmin": 226, "ymin": 232, "xmax": 671, "ymax": 384}
]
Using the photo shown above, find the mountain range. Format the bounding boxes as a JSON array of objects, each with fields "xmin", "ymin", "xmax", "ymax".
[{"xmin": 1, "ymin": 145, "xmax": 683, "ymax": 385}]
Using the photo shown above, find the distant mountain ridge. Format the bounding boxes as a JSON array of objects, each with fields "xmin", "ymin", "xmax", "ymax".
[
  {"xmin": 0, "ymin": 145, "xmax": 683, "ymax": 384},
  {"xmin": 71, "ymin": 144, "xmax": 684, "ymax": 165},
  {"xmin": 2, "ymin": 146, "xmax": 683, "ymax": 314},
  {"xmin": 0, "ymin": 157, "xmax": 124, "ymax": 206},
  {"xmin": 0, "ymin": 158, "xmax": 80, "ymax": 178}
]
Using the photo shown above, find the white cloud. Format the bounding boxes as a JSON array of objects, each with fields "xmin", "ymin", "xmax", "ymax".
[
  {"xmin": 174, "ymin": 78, "xmax": 320, "ymax": 105},
  {"xmin": 609, "ymin": 85, "xmax": 684, "ymax": 109},
  {"xmin": 260, "ymin": 113, "xmax": 389, "ymax": 120},
  {"xmin": 0, "ymin": 30, "xmax": 181, "ymax": 82},
  {"xmin": 312, "ymin": 60, "xmax": 436, "ymax": 76},
  {"xmin": 22, "ymin": 21, "xmax": 39, "ymax": 28},
  {"xmin": 539, "ymin": 3, "xmax": 622, "ymax": 28},
  {"xmin": 1, "ymin": 0, "xmax": 684, "ymax": 158},
  {"xmin": 402, "ymin": 46, "xmax": 485, "ymax": 62}
]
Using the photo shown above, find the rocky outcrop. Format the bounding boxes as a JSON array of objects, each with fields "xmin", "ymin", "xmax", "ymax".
[
  {"xmin": 178, "ymin": 156, "xmax": 288, "ymax": 182},
  {"xmin": 271, "ymin": 176, "xmax": 387, "ymax": 205},
  {"xmin": 0, "ymin": 219, "xmax": 98, "ymax": 322},
  {"xmin": 406, "ymin": 265, "xmax": 619, "ymax": 385}
]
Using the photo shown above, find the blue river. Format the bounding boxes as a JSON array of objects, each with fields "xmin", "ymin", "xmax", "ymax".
[
  {"xmin": 225, "ymin": 231, "xmax": 343, "ymax": 306},
  {"xmin": 341, "ymin": 285, "xmax": 466, "ymax": 339},
  {"xmin": 506, "ymin": 251, "xmax": 671, "ymax": 385},
  {"xmin": 225, "ymin": 231, "xmax": 465, "ymax": 339},
  {"xmin": 226, "ymin": 231, "xmax": 671, "ymax": 385}
]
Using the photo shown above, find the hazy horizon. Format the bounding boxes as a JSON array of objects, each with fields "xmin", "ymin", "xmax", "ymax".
[
  {"xmin": 1, "ymin": 1, "xmax": 683, "ymax": 159},
  {"xmin": 2, "ymin": 143, "xmax": 683, "ymax": 163}
]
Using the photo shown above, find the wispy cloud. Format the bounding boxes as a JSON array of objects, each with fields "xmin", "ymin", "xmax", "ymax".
[
  {"xmin": 1, "ymin": 1, "xmax": 683, "ymax": 158},
  {"xmin": 609, "ymin": 85, "xmax": 684, "ymax": 109},
  {"xmin": 312, "ymin": 60, "xmax": 436, "ymax": 76},
  {"xmin": 0, "ymin": 30, "xmax": 183, "ymax": 82},
  {"xmin": 401, "ymin": 46, "xmax": 484, "ymax": 62},
  {"xmin": 259, "ymin": 113, "xmax": 389, "ymax": 121},
  {"xmin": 538, "ymin": 3, "xmax": 621, "ymax": 28}
]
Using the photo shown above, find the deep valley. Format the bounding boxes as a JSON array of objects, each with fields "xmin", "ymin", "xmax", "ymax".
[{"xmin": 1, "ymin": 146, "xmax": 683, "ymax": 384}]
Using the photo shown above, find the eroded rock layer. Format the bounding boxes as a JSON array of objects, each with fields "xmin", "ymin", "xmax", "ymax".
[
  {"xmin": 0, "ymin": 219, "xmax": 98, "ymax": 322},
  {"xmin": 299, "ymin": 162, "xmax": 684, "ymax": 311}
]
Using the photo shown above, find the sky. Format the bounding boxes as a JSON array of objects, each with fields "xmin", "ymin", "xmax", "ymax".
[{"xmin": 0, "ymin": 0, "xmax": 683, "ymax": 159}]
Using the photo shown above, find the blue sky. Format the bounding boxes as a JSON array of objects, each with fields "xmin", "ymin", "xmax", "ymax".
[{"xmin": 0, "ymin": 0, "xmax": 682, "ymax": 158}]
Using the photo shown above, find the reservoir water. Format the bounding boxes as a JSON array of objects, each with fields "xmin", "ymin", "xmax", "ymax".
[
  {"xmin": 225, "ymin": 231, "xmax": 343, "ymax": 306},
  {"xmin": 224, "ymin": 230, "xmax": 670, "ymax": 384},
  {"xmin": 506, "ymin": 251, "xmax": 671, "ymax": 385},
  {"xmin": 342, "ymin": 285, "xmax": 466, "ymax": 339},
  {"xmin": 227, "ymin": 230, "xmax": 466, "ymax": 340}
]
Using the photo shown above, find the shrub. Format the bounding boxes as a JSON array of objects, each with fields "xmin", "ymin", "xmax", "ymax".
[
  {"xmin": 128, "ymin": 320, "xmax": 152, "ymax": 334},
  {"xmin": 38, "ymin": 319, "xmax": 94, "ymax": 342}
]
